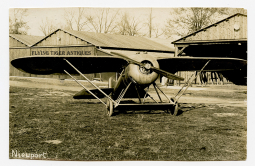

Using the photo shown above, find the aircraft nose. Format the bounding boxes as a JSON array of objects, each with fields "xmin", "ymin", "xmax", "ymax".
[{"xmin": 144, "ymin": 63, "xmax": 151, "ymax": 69}]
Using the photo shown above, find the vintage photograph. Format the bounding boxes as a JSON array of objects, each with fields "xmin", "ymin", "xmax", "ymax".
[{"xmin": 9, "ymin": 7, "xmax": 247, "ymax": 161}]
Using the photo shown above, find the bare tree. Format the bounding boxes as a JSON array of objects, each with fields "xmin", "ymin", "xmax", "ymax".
[
  {"xmin": 225, "ymin": 8, "xmax": 247, "ymax": 15},
  {"xmin": 39, "ymin": 17, "xmax": 56, "ymax": 36},
  {"xmin": 9, "ymin": 9, "xmax": 30, "ymax": 34},
  {"xmin": 63, "ymin": 8, "xmax": 87, "ymax": 31},
  {"xmin": 144, "ymin": 8, "xmax": 166, "ymax": 38},
  {"xmin": 146, "ymin": 8, "xmax": 154, "ymax": 38},
  {"xmin": 164, "ymin": 8, "xmax": 229, "ymax": 38},
  {"xmin": 86, "ymin": 8, "xmax": 119, "ymax": 33},
  {"xmin": 116, "ymin": 12, "xmax": 142, "ymax": 36},
  {"xmin": 153, "ymin": 26, "xmax": 166, "ymax": 38}
]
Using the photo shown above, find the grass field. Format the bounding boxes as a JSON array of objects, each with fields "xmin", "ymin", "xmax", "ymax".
[{"xmin": 9, "ymin": 77, "xmax": 247, "ymax": 161}]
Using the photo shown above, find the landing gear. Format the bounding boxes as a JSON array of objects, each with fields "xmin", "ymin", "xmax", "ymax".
[
  {"xmin": 165, "ymin": 97, "xmax": 179, "ymax": 116},
  {"xmin": 106, "ymin": 97, "xmax": 114, "ymax": 117},
  {"xmin": 172, "ymin": 103, "xmax": 179, "ymax": 116},
  {"xmin": 166, "ymin": 60, "xmax": 211, "ymax": 116},
  {"xmin": 166, "ymin": 103, "xmax": 179, "ymax": 115},
  {"xmin": 170, "ymin": 97, "xmax": 179, "ymax": 116}
]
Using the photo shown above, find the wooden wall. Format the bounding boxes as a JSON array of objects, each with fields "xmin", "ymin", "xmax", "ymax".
[
  {"xmin": 183, "ymin": 15, "xmax": 247, "ymax": 42},
  {"xmin": 171, "ymin": 71, "xmax": 230, "ymax": 86},
  {"xmin": 10, "ymin": 30, "xmax": 115, "ymax": 81},
  {"xmin": 9, "ymin": 36, "xmax": 30, "ymax": 77},
  {"xmin": 9, "ymin": 48, "xmax": 31, "ymax": 77},
  {"xmin": 9, "ymin": 46, "xmax": 99, "ymax": 80}
]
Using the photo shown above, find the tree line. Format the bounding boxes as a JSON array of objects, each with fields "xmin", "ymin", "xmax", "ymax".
[{"xmin": 9, "ymin": 8, "xmax": 246, "ymax": 39}]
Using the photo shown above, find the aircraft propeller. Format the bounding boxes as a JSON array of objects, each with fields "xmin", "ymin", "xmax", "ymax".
[{"xmin": 110, "ymin": 52, "xmax": 184, "ymax": 81}]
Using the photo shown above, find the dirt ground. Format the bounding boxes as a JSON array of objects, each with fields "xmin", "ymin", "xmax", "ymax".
[{"xmin": 9, "ymin": 76, "xmax": 247, "ymax": 161}]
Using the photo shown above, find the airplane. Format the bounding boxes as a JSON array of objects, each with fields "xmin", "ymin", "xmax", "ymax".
[{"xmin": 11, "ymin": 50, "xmax": 247, "ymax": 116}]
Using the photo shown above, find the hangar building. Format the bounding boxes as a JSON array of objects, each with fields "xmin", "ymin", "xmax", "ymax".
[
  {"xmin": 9, "ymin": 34, "xmax": 44, "ymax": 77},
  {"xmin": 172, "ymin": 13, "xmax": 247, "ymax": 85},
  {"xmin": 9, "ymin": 29, "xmax": 175, "ymax": 81}
]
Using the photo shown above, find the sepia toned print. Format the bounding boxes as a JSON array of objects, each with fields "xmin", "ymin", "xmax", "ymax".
[{"xmin": 9, "ymin": 7, "xmax": 247, "ymax": 160}]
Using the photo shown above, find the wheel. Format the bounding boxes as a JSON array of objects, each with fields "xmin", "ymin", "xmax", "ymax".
[
  {"xmin": 166, "ymin": 103, "xmax": 179, "ymax": 116},
  {"xmin": 106, "ymin": 98, "xmax": 114, "ymax": 117},
  {"xmin": 167, "ymin": 97, "xmax": 179, "ymax": 116},
  {"xmin": 107, "ymin": 77, "xmax": 115, "ymax": 117},
  {"xmin": 172, "ymin": 102, "xmax": 179, "ymax": 116}
]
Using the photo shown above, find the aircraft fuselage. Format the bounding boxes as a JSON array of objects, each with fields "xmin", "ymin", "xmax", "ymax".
[{"xmin": 112, "ymin": 54, "xmax": 159, "ymax": 99}]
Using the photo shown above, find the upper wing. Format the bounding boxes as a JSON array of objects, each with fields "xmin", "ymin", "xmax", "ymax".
[
  {"xmin": 157, "ymin": 57, "xmax": 247, "ymax": 73},
  {"xmin": 11, "ymin": 56, "xmax": 127, "ymax": 75}
]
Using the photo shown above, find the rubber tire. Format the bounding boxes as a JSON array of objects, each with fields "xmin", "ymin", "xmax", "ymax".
[
  {"xmin": 167, "ymin": 97, "xmax": 179, "ymax": 116},
  {"xmin": 172, "ymin": 103, "xmax": 179, "ymax": 116},
  {"xmin": 107, "ymin": 77, "xmax": 115, "ymax": 117},
  {"xmin": 106, "ymin": 98, "xmax": 114, "ymax": 117}
]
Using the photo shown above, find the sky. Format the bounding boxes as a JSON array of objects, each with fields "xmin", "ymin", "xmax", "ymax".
[
  {"xmin": 9, "ymin": 7, "xmax": 247, "ymax": 41},
  {"xmin": 9, "ymin": 8, "xmax": 175, "ymax": 37}
]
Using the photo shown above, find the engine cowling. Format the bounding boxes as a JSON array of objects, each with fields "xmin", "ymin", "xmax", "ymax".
[{"xmin": 124, "ymin": 54, "xmax": 159, "ymax": 86}]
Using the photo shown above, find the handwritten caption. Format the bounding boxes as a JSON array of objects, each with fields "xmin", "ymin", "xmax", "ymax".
[{"xmin": 11, "ymin": 149, "xmax": 47, "ymax": 159}]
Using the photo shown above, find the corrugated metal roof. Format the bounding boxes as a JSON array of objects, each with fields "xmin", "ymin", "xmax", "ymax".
[
  {"xmin": 172, "ymin": 13, "xmax": 247, "ymax": 44},
  {"xmin": 99, "ymin": 49, "xmax": 175, "ymax": 59},
  {"xmin": 9, "ymin": 34, "xmax": 44, "ymax": 47},
  {"xmin": 148, "ymin": 38, "xmax": 175, "ymax": 50},
  {"xmin": 33, "ymin": 29, "xmax": 174, "ymax": 52}
]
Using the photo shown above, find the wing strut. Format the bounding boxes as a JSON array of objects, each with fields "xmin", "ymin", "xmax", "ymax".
[
  {"xmin": 64, "ymin": 70, "xmax": 107, "ymax": 106},
  {"xmin": 152, "ymin": 83, "xmax": 163, "ymax": 103},
  {"xmin": 153, "ymin": 83, "xmax": 174, "ymax": 104},
  {"xmin": 173, "ymin": 60, "xmax": 211, "ymax": 104},
  {"xmin": 64, "ymin": 59, "xmax": 117, "ymax": 105},
  {"xmin": 134, "ymin": 85, "xmax": 142, "ymax": 103}
]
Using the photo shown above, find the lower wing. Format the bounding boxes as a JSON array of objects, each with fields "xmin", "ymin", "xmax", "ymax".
[
  {"xmin": 73, "ymin": 88, "xmax": 113, "ymax": 99},
  {"xmin": 157, "ymin": 57, "xmax": 247, "ymax": 73},
  {"xmin": 157, "ymin": 57, "xmax": 247, "ymax": 85},
  {"xmin": 11, "ymin": 56, "xmax": 127, "ymax": 75}
]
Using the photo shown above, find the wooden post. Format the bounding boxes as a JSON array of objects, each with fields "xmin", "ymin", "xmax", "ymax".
[
  {"xmin": 174, "ymin": 47, "xmax": 179, "ymax": 57},
  {"xmin": 174, "ymin": 46, "xmax": 179, "ymax": 86},
  {"xmin": 116, "ymin": 72, "xmax": 118, "ymax": 81}
]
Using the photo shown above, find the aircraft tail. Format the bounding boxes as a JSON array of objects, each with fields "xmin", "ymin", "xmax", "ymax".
[{"xmin": 73, "ymin": 88, "xmax": 113, "ymax": 99}]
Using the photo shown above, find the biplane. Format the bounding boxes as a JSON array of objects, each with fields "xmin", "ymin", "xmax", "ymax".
[{"xmin": 11, "ymin": 50, "xmax": 247, "ymax": 116}]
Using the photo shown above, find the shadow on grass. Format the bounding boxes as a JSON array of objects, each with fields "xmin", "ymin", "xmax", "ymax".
[
  {"xmin": 113, "ymin": 108, "xmax": 187, "ymax": 116},
  {"xmin": 69, "ymin": 100, "xmax": 207, "ymax": 117},
  {"xmin": 113, "ymin": 110, "xmax": 163, "ymax": 116}
]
